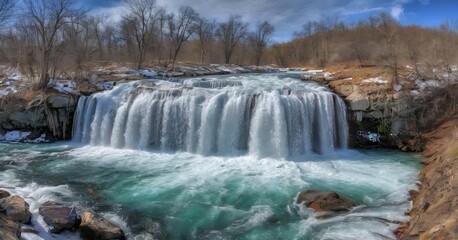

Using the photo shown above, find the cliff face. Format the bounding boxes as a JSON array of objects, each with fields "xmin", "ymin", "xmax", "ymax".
[{"xmin": 0, "ymin": 93, "xmax": 77, "ymax": 141}]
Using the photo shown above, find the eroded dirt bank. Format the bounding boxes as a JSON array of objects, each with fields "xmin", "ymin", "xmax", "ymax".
[
  {"xmin": 397, "ymin": 117, "xmax": 458, "ymax": 239},
  {"xmin": 309, "ymin": 64, "xmax": 458, "ymax": 239}
]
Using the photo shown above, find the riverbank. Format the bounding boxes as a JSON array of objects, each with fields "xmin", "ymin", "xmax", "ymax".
[
  {"xmin": 311, "ymin": 63, "xmax": 458, "ymax": 239},
  {"xmin": 397, "ymin": 117, "xmax": 458, "ymax": 239}
]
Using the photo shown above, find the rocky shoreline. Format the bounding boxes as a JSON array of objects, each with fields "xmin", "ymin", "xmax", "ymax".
[
  {"xmin": 0, "ymin": 189, "xmax": 125, "ymax": 239},
  {"xmin": 397, "ymin": 117, "xmax": 458, "ymax": 239}
]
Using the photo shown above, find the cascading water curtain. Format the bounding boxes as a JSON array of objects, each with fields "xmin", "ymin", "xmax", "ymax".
[{"xmin": 73, "ymin": 76, "xmax": 348, "ymax": 157}]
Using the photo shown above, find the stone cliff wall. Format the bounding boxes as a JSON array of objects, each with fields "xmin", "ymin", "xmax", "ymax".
[{"xmin": 0, "ymin": 93, "xmax": 77, "ymax": 141}]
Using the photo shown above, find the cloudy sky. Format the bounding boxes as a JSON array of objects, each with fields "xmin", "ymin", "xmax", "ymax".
[{"xmin": 83, "ymin": 0, "xmax": 458, "ymax": 42}]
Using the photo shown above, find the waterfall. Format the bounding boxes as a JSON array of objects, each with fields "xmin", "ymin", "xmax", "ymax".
[{"xmin": 73, "ymin": 74, "xmax": 348, "ymax": 157}]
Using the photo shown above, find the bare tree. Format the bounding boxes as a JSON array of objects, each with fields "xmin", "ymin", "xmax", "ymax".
[
  {"xmin": 24, "ymin": 0, "xmax": 75, "ymax": 89},
  {"xmin": 404, "ymin": 27, "xmax": 422, "ymax": 79},
  {"xmin": 92, "ymin": 14, "xmax": 108, "ymax": 60},
  {"xmin": 377, "ymin": 12, "xmax": 400, "ymax": 84},
  {"xmin": 124, "ymin": 0, "xmax": 158, "ymax": 69},
  {"xmin": 196, "ymin": 17, "xmax": 216, "ymax": 63},
  {"xmin": 63, "ymin": 12, "xmax": 99, "ymax": 79},
  {"xmin": 217, "ymin": 15, "xmax": 247, "ymax": 64},
  {"xmin": 0, "ymin": 0, "xmax": 14, "ymax": 28},
  {"xmin": 167, "ymin": 6, "xmax": 199, "ymax": 66},
  {"xmin": 155, "ymin": 7, "xmax": 167, "ymax": 65},
  {"xmin": 251, "ymin": 21, "xmax": 274, "ymax": 66}
]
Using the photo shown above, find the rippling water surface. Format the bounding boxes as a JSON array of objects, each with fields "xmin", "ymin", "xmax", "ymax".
[{"xmin": 0, "ymin": 143, "xmax": 420, "ymax": 240}]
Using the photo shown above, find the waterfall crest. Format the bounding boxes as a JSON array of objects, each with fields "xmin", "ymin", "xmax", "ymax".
[{"xmin": 73, "ymin": 74, "xmax": 348, "ymax": 157}]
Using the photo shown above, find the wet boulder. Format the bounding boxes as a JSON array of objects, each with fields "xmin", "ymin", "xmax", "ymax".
[
  {"xmin": 79, "ymin": 211, "xmax": 125, "ymax": 240},
  {"xmin": 0, "ymin": 195, "xmax": 32, "ymax": 223},
  {"xmin": 0, "ymin": 213, "xmax": 21, "ymax": 238},
  {"xmin": 39, "ymin": 201, "xmax": 80, "ymax": 233},
  {"xmin": 0, "ymin": 189, "xmax": 11, "ymax": 199},
  {"xmin": 296, "ymin": 190, "xmax": 356, "ymax": 212}
]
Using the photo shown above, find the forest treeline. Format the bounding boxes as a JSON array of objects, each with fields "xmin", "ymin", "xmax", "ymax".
[
  {"xmin": 273, "ymin": 13, "xmax": 458, "ymax": 83},
  {"xmin": 0, "ymin": 0, "xmax": 457, "ymax": 89}
]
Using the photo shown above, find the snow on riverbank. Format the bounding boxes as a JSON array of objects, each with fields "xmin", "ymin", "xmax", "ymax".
[
  {"xmin": 0, "ymin": 131, "xmax": 47, "ymax": 143},
  {"xmin": 361, "ymin": 77, "xmax": 389, "ymax": 85}
]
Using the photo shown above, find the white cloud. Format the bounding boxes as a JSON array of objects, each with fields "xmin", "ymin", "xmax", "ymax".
[
  {"xmin": 89, "ymin": 3, "xmax": 126, "ymax": 24},
  {"xmin": 390, "ymin": 5, "xmax": 404, "ymax": 20},
  {"xmin": 89, "ymin": 0, "xmax": 414, "ymax": 41}
]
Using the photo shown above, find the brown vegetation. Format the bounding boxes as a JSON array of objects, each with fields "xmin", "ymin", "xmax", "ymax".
[{"xmin": 0, "ymin": 1, "xmax": 457, "ymax": 91}]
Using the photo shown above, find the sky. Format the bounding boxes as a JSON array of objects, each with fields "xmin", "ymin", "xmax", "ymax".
[{"xmin": 83, "ymin": 0, "xmax": 458, "ymax": 42}]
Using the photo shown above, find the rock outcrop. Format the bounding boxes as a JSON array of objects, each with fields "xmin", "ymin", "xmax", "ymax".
[
  {"xmin": 0, "ymin": 213, "xmax": 21, "ymax": 239},
  {"xmin": 0, "ymin": 195, "xmax": 32, "ymax": 223},
  {"xmin": 39, "ymin": 201, "xmax": 80, "ymax": 233},
  {"xmin": 0, "ymin": 190, "xmax": 22, "ymax": 239},
  {"xmin": 296, "ymin": 190, "xmax": 356, "ymax": 212},
  {"xmin": 80, "ymin": 211, "xmax": 125, "ymax": 240},
  {"xmin": 0, "ymin": 92, "xmax": 76, "ymax": 141}
]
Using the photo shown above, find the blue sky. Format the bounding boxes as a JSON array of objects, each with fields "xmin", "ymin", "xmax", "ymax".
[{"xmin": 84, "ymin": 0, "xmax": 458, "ymax": 42}]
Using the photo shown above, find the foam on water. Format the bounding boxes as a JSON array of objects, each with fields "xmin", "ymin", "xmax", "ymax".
[
  {"xmin": 0, "ymin": 142, "xmax": 419, "ymax": 239},
  {"xmin": 0, "ymin": 142, "xmax": 418, "ymax": 239}
]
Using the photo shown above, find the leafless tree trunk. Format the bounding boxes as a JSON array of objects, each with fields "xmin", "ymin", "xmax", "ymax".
[
  {"xmin": 216, "ymin": 15, "xmax": 247, "ymax": 64},
  {"xmin": 156, "ymin": 7, "xmax": 166, "ymax": 65},
  {"xmin": 196, "ymin": 17, "xmax": 216, "ymax": 63},
  {"xmin": 124, "ymin": 0, "xmax": 158, "ymax": 69},
  {"xmin": 377, "ymin": 12, "xmax": 399, "ymax": 85},
  {"xmin": 167, "ymin": 6, "xmax": 198, "ymax": 67},
  {"xmin": 251, "ymin": 21, "xmax": 274, "ymax": 66},
  {"xmin": 24, "ymin": 0, "xmax": 74, "ymax": 89}
]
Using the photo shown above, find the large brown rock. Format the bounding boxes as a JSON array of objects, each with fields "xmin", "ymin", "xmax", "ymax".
[
  {"xmin": 0, "ymin": 228, "xmax": 19, "ymax": 240},
  {"xmin": 0, "ymin": 213, "xmax": 20, "ymax": 238},
  {"xmin": 296, "ymin": 190, "xmax": 356, "ymax": 212},
  {"xmin": 79, "ymin": 211, "xmax": 125, "ymax": 240},
  {"xmin": 39, "ymin": 201, "xmax": 79, "ymax": 233},
  {"xmin": 0, "ymin": 196, "xmax": 31, "ymax": 223}
]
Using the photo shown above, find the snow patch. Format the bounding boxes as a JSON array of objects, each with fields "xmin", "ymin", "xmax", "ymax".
[
  {"xmin": 415, "ymin": 79, "xmax": 441, "ymax": 92},
  {"xmin": 393, "ymin": 84, "xmax": 403, "ymax": 92},
  {"xmin": 358, "ymin": 131, "xmax": 381, "ymax": 143},
  {"xmin": 0, "ymin": 66, "xmax": 24, "ymax": 81},
  {"xmin": 89, "ymin": 76, "xmax": 115, "ymax": 90},
  {"xmin": 137, "ymin": 69, "xmax": 157, "ymax": 78},
  {"xmin": 48, "ymin": 79, "xmax": 77, "ymax": 93},
  {"xmin": 4, "ymin": 131, "xmax": 30, "ymax": 141},
  {"xmin": 0, "ymin": 85, "xmax": 17, "ymax": 96},
  {"xmin": 361, "ymin": 77, "xmax": 389, "ymax": 85},
  {"xmin": 307, "ymin": 70, "xmax": 324, "ymax": 73},
  {"xmin": 0, "ymin": 131, "xmax": 47, "ymax": 143}
]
